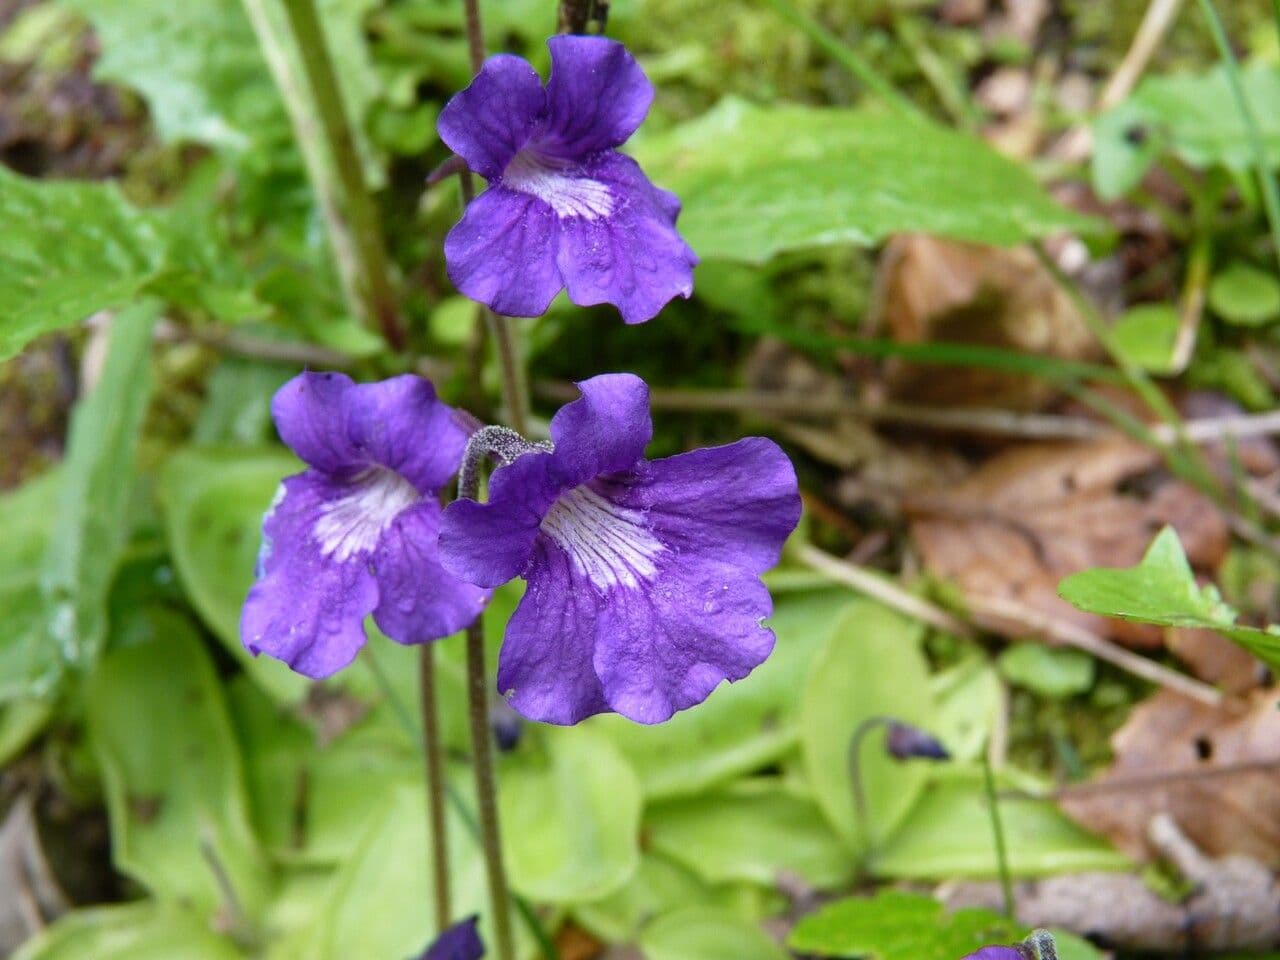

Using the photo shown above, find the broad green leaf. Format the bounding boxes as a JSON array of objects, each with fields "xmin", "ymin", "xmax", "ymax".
[
  {"xmin": 998, "ymin": 644, "xmax": 1095, "ymax": 699},
  {"xmin": 192, "ymin": 359, "xmax": 296, "ymax": 446},
  {"xmin": 1110, "ymin": 304, "xmax": 1180, "ymax": 374},
  {"xmin": 12, "ymin": 902, "xmax": 240, "ymax": 960},
  {"xmin": 634, "ymin": 98, "xmax": 1096, "ymax": 263},
  {"xmin": 799, "ymin": 601, "xmax": 931, "ymax": 851},
  {"xmin": 1093, "ymin": 64, "xmax": 1280, "ymax": 200},
  {"xmin": 787, "ymin": 890, "xmax": 1016, "ymax": 960},
  {"xmin": 572, "ymin": 853, "xmax": 779, "ymax": 945},
  {"xmin": 0, "ymin": 472, "xmax": 61, "ymax": 702},
  {"xmin": 870, "ymin": 771, "xmax": 1127, "ymax": 878},
  {"xmin": 86, "ymin": 624, "xmax": 272, "ymax": 917},
  {"xmin": 0, "ymin": 698, "xmax": 54, "ymax": 766},
  {"xmin": 64, "ymin": 0, "xmax": 380, "ymax": 180},
  {"xmin": 645, "ymin": 779, "xmax": 853, "ymax": 890},
  {"xmin": 1059, "ymin": 526, "xmax": 1280, "ymax": 673},
  {"xmin": 929, "ymin": 655, "xmax": 1001, "ymax": 763},
  {"xmin": 500, "ymin": 726, "xmax": 642, "ymax": 904},
  {"xmin": 159, "ymin": 446, "xmax": 308, "ymax": 702},
  {"xmin": 638, "ymin": 908, "xmax": 789, "ymax": 960},
  {"xmin": 593, "ymin": 589, "xmax": 853, "ymax": 798},
  {"xmin": 1209, "ymin": 263, "xmax": 1280, "ymax": 326},
  {"xmin": 0, "ymin": 168, "xmax": 257, "ymax": 359},
  {"xmin": 40, "ymin": 301, "xmax": 158, "ymax": 674},
  {"xmin": 308, "ymin": 782, "xmax": 529, "ymax": 960}
]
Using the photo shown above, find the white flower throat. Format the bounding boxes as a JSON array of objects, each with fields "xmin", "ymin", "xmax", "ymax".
[
  {"xmin": 540, "ymin": 484, "xmax": 664, "ymax": 590},
  {"xmin": 314, "ymin": 467, "xmax": 419, "ymax": 562},
  {"xmin": 503, "ymin": 150, "xmax": 615, "ymax": 221}
]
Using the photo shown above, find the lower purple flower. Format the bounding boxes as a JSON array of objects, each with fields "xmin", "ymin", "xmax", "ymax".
[
  {"xmin": 961, "ymin": 948, "xmax": 1030, "ymax": 960},
  {"xmin": 414, "ymin": 916, "xmax": 485, "ymax": 960},
  {"xmin": 241, "ymin": 372, "xmax": 489, "ymax": 678},
  {"xmin": 439, "ymin": 374, "xmax": 801, "ymax": 724}
]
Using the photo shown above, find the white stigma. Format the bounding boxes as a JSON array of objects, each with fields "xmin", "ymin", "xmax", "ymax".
[
  {"xmin": 503, "ymin": 151, "xmax": 615, "ymax": 221},
  {"xmin": 540, "ymin": 485, "xmax": 664, "ymax": 590},
  {"xmin": 314, "ymin": 468, "xmax": 419, "ymax": 563}
]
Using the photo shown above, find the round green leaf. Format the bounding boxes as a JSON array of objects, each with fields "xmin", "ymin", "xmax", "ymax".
[
  {"xmin": 638, "ymin": 908, "xmax": 789, "ymax": 960},
  {"xmin": 997, "ymin": 644, "xmax": 1095, "ymax": 699},
  {"xmin": 800, "ymin": 601, "xmax": 932, "ymax": 851},
  {"xmin": 1209, "ymin": 263, "xmax": 1280, "ymax": 326},
  {"xmin": 1110, "ymin": 304, "xmax": 1180, "ymax": 374},
  {"xmin": 500, "ymin": 726, "xmax": 642, "ymax": 904}
]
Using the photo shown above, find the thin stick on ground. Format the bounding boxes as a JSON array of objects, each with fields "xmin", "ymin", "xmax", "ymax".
[
  {"xmin": 965, "ymin": 594, "xmax": 1223, "ymax": 707},
  {"xmin": 796, "ymin": 543, "xmax": 973, "ymax": 637}
]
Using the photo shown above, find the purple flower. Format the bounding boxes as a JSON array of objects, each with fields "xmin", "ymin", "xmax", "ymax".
[
  {"xmin": 960, "ymin": 948, "xmax": 1030, "ymax": 960},
  {"xmin": 439, "ymin": 374, "xmax": 801, "ymax": 725},
  {"xmin": 885, "ymin": 721, "xmax": 951, "ymax": 761},
  {"xmin": 241, "ymin": 372, "xmax": 488, "ymax": 678},
  {"xmin": 438, "ymin": 36, "xmax": 698, "ymax": 325},
  {"xmin": 413, "ymin": 916, "xmax": 485, "ymax": 960}
]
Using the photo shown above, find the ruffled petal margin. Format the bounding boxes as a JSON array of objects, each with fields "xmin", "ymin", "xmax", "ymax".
[
  {"xmin": 555, "ymin": 153, "xmax": 698, "ymax": 324},
  {"xmin": 444, "ymin": 187, "xmax": 564, "ymax": 318},
  {"xmin": 437, "ymin": 54, "xmax": 546, "ymax": 179},
  {"xmin": 241, "ymin": 472, "xmax": 379, "ymax": 678},
  {"xmin": 540, "ymin": 36, "xmax": 654, "ymax": 157}
]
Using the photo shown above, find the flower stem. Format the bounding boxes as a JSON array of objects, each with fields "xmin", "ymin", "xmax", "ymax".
[
  {"xmin": 419, "ymin": 644, "xmax": 451, "ymax": 933},
  {"xmin": 465, "ymin": 620, "xmax": 516, "ymax": 960},
  {"xmin": 847, "ymin": 715, "xmax": 893, "ymax": 868},
  {"xmin": 275, "ymin": 0, "xmax": 405, "ymax": 349},
  {"xmin": 1196, "ymin": 0, "xmax": 1280, "ymax": 270},
  {"xmin": 982, "ymin": 753, "xmax": 1016, "ymax": 921}
]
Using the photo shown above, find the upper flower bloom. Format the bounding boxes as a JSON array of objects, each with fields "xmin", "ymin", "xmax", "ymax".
[
  {"xmin": 960, "ymin": 949, "xmax": 1029, "ymax": 960},
  {"xmin": 241, "ymin": 372, "xmax": 488, "ymax": 678},
  {"xmin": 439, "ymin": 374, "xmax": 801, "ymax": 724},
  {"xmin": 437, "ymin": 36, "xmax": 698, "ymax": 325}
]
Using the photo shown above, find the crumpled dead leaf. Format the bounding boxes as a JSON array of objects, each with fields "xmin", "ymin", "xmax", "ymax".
[
  {"xmin": 873, "ymin": 235, "xmax": 1097, "ymax": 411},
  {"xmin": 906, "ymin": 439, "xmax": 1229, "ymax": 647},
  {"xmin": 1060, "ymin": 689, "xmax": 1280, "ymax": 864}
]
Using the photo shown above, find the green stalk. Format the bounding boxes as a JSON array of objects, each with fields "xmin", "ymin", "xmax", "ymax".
[
  {"xmin": 758, "ymin": 0, "xmax": 924, "ymax": 119},
  {"xmin": 275, "ymin": 0, "xmax": 405, "ymax": 348},
  {"xmin": 419, "ymin": 645, "xmax": 452, "ymax": 933},
  {"xmin": 982, "ymin": 755, "xmax": 1016, "ymax": 921},
  {"xmin": 1196, "ymin": 0, "xmax": 1280, "ymax": 268}
]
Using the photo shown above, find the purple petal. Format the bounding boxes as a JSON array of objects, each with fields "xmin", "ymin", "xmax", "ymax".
[
  {"xmin": 444, "ymin": 186, "xmax": 563, "ymax": 318},
  {"xmin": 613, "ymin": 438, "xmax": 800, "ymax": 574},
  {"xmin": 240, "ymin": 472, "xmax": 378, "ymax": 678},
  {"xmin": 417, "ymin": 916, "xmax": 485, "ymax": 960},
  {"xmin": 371, "ymin": 501, "xmax": 489, "ymax": 644},
  {"xmin": 555, "ymin": 153, "xmax": 698, "ymax": 324},
  {"xmin": 439, "ymin": 451, "xmax": 561, "ymax": 588},
  {"xmin": 548, "ymin": 373, "xmax": 652, "ymax": 482},
  {"xmin": 961, "ymin": 949, "xmax": 1029, "ymax": 960},
  {"xmin": 438, "ymin": 54, "xmax": 546, "ymax": 179},
  {"xmin": 345, "ymin": 375, "xmax": 469, "ymax": 494},
  {"xmin": 271, "ymin": 372, "xmax": 363, "ymax": 476},
  {"xmin": 540, "ymin": 36, "xmax": 653, "ymax": 157},
  {"xmin": 496, "ymin": 540, "xmax": 609, "ymax": 724},
  {"xmin": 593, "ymin": 554, "xmax": 776, "ymax": 723}
]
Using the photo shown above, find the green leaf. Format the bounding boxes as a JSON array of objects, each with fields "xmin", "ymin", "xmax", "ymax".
[
  {"xmin": 592, "ymin": 589, "xmax": 854, "ymax": 798},
  {"xmin": 634, "ymin": 98, "xmax": 1097, "ymax": 263},
  {"xmin": 1209, "ymin": 263, "xmax": 1280, "ymax": 326},
  {"xmin": 799, "ymin": 600, "xmax": 932, "ymax": 850},
  {"xmin": 787, "ymin": 890, "xmax": 1016, "ymax": 960},
  {"xmin": 86, "ymin": 624, "xmax": 272, "ymax": 917},
  {"xmin": 870, "ymin": 771, "xmax": 1128, "ymax": 878},
  {"xmin": 159, "ymin": 446, "xmax": 309, "ymax": 702},
  {"xmin": 308, "ymin": 782, "xmax": 530, "ymax": 960},
  {"xmin": 1059, "ymin": 526, "xmax": 1280, "ymax": 673},
  {"xmin": 930, "ymin": 655, "xmax": 1001, "ymax": 763},
  {"xmin": 997, "ymin": 645, "xmax": 1096, "ymax": 699},
  {"xmin": 12, "ymin": 902, "xmax": 240, "ymax": 960},
  {"xmin": 0, "ymin": 472, "xmax": 61, "ymax": 701},
  {"xmin": 1093, "ymin": 64, "xmax": 1280, "ymax": 200},
  {"xmin": 501, "ymin": 726, "xmax": 642, "ymax": 904},
  {"xmin": 645, "ymin": 779, "xmax": 853, "ymax": 890},
  {"xmin": 40, "ymin": 301, "xmax": 158, "ymax": 672},
  {"xmin": 638, "ymin": 908, "xmax": 789, "ymax": 960},
  {"xmin": 1110, "ymin": 304, "xmax": 1181, "ymax": 375},
  {"xmin": 572, "ymin": 853, "xmax": 778, "ymax": 945},
  {"xmin": 0, "ymin": 167, "xmax": 257, "ymax": 359}
]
